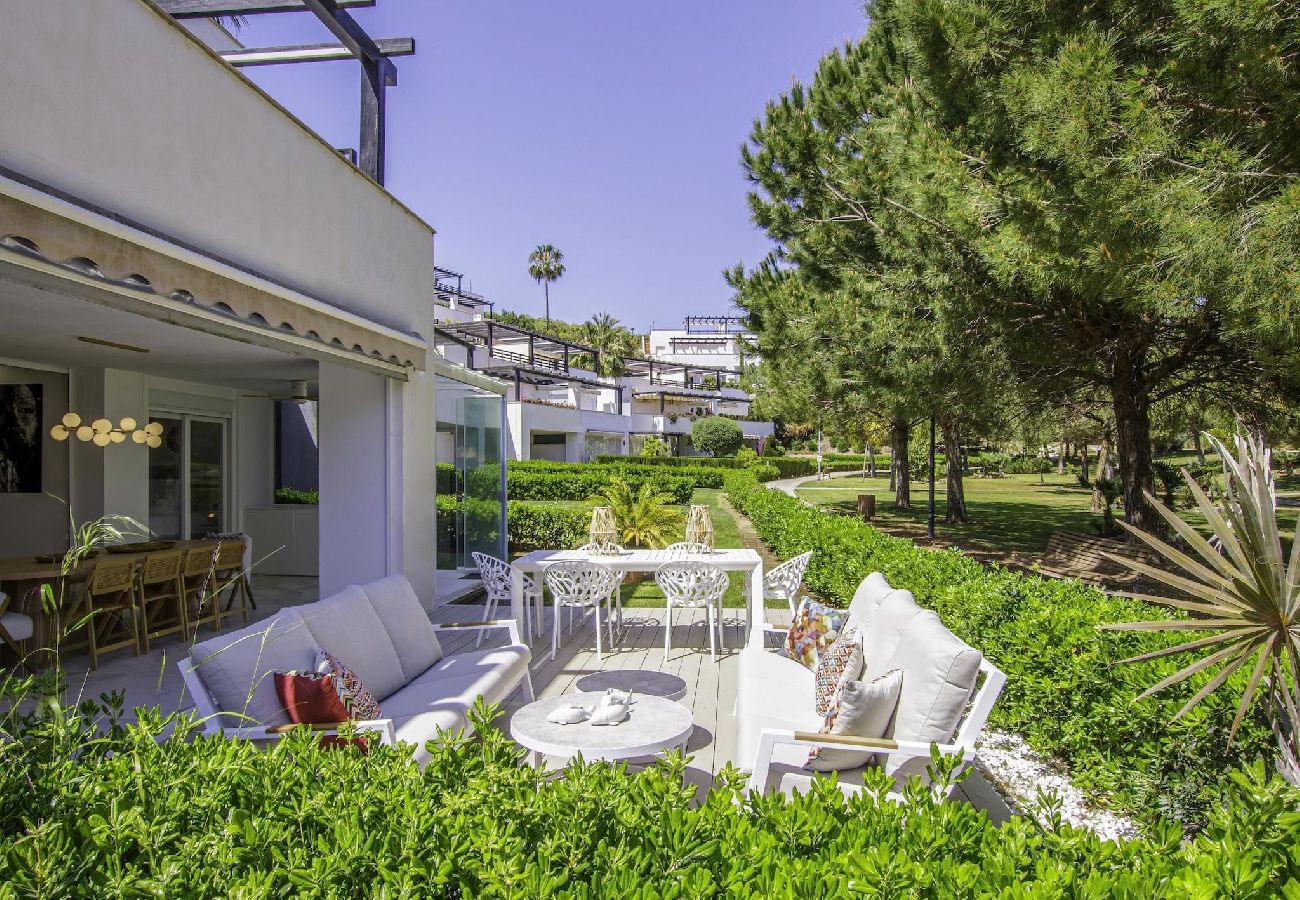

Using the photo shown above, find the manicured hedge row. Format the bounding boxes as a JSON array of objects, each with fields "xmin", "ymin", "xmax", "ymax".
[
  {"xmin": 504, "ymin": 469, "xmax": 695, "ymax": 504},
  {"xmin": 724, "ymin": 472, "xmax": 1271, "ymax": 831},
  {"xmin": 438, "ymin": 494, "xmax": 587, "ymax": 554},
  {"xmin": 506, "ymin": 501, "xmax": 589, "ymax": 552},
  {"xmin": 3, "ymin": 703, "xmax": 1296, "ymax": 895},
  {"xmin": 593, "ymin": 455, "xmax": 789, "ymax": 480},
  {"xmin": 436, "ymin": 462, "xmax": 459, "ymax": 495}
]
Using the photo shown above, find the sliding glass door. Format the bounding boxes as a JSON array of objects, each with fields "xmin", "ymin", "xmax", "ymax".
[{"xmin": 148, "ymin": 414, "xmax": 228, "ymax": 540}]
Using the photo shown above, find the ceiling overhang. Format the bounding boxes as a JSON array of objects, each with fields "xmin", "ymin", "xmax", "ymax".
[{"xmin": 0, "ymin": 173, "xmax": 423, "ymax": 379}]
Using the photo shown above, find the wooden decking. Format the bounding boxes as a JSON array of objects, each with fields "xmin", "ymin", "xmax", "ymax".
[{"xmin": 430, "ymin": 601, "xmax": 1011, "ymax": 819}]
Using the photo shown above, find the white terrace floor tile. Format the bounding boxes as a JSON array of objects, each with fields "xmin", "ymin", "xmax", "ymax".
[{"xmin": 38, "ymin": 586, "xmax": 1011, "ymax": 822}]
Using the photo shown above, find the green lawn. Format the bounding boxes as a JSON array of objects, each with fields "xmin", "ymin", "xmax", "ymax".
[{"xmin": 796, "ymin": 470, "xmax": 1299, "ymax": 558}]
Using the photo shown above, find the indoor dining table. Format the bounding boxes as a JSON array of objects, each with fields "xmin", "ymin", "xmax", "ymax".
[
  {"xmin": 510, "ymin": 547, "xmax": 765, "ymax": 649},
  {"xmin": 0, "ymin": 537, "xmax": 250, "ymax": 663}
]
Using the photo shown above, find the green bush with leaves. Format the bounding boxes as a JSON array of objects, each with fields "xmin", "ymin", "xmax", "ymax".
[
  {"xmin": 273, "ymin": 486, "xmax": 318, "ymax": 505},
  {"xmin": 639, "ymin": 434, "xmax": 671, "ymax": 458},
  {"xmin": 691, "ymin": 416, "xmax": 746, "ymax": 457},
  {"xmin": 724, "ymin": 471, "xmax": 1273, "ymax": 830},
  {"xmin": 503, "ymin": 469, "xmax": 694, "ymax": 504},
  {"xmin": 505, "ymin": 501, "xmax": 587, "ymax": 552},
  {"xmin": 2, "ymin": 697, "xmax": 1298, "ymax": 895}
]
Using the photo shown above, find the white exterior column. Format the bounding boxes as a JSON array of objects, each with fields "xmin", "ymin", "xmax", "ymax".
[{"xmin": 317, "ymin": 362, "xmax": 390, "ymax": 595}]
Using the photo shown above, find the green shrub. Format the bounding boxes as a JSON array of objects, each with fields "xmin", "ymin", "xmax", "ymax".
[
  {"xmin": 691, "ymin": 416, "xmax": 745, "ymax": 457},
  {"xmin": 505, "ymin": 501, "xmax": 587, "ymax": 552},
  {"xmin": 1004, "ymin": 455, "xmax": 1053, "ymax": 475},
  {"xmin": 491, "ymin": 467, "xmax": 695, "ymax": 504},
  {"xmin": 724, "ymin": 471, "xmax": 1273, "ymax": 831},
  {"xmin": 2, "ymin": 698, "xmax": 1298, "ymax": 895},
  {"xmin": 639, "ymin": 434, "xmax": 671, "ymax": 458},
  {"xmin": 273, "ymin": 486, "xmax": 318, "ymax": 505},
  {"xmin": 435, "ymin": 462, "xmax": 459, "ymax": 495}
]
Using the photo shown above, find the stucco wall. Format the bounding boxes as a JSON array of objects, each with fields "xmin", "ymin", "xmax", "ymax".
[{"xmin": 0, "ymin": 0, "xmax": 433, "ymax": 335}]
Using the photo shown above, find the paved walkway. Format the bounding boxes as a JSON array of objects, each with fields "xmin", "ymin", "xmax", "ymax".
[{"xmin": 766, "ymin": 468, "xmax": 866, "ymax": 498}]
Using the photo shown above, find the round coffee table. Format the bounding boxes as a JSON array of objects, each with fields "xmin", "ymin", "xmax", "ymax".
[
  {"xmin": 574, "ymin": 668, "xmax": 688, "ymax": 701},
  {"xmin": 510, "ymin": 692, "xmax": 694, "ymax": 766}
]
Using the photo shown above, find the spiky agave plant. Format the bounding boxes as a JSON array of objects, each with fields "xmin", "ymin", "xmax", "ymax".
[{"xmin": 1102, "ymin": 433, "xmax": 1299, "ymax": 783}]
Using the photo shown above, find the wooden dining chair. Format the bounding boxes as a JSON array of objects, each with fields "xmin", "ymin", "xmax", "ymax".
[
  {"xmin": 136, "ymin": 551, "xmax": 187, "ymax": 654},
  {"xmin": 212, "ymin": 540, "xmax": 252, "ymax": 626},
  {"xmin": 72, "ymin": 558, "xmax": 142, "ymax": 670},
  {"xmin": 0, "ymin": 590, "xmax": 35, "ymax": 672},
  {"xmin": 181, "ymin": 543, "xmax": 222, "ymax": 636}
]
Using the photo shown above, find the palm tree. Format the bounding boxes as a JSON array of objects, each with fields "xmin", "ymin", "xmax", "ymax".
[
  {"xmin": 527, "ymin": 244, "xmax": 566, "ymax": 325},
  {"xmin": 584, "ymin": 312, "xmax": 633, "ymax": 378}
]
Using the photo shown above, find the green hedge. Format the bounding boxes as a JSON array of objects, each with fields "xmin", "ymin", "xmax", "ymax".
[
  {"xmin": 507, "ymin": 501, "xmax": 587, "ymax": 552},
  {"xmin": 273, "ymin": 486, "xmax": 318, "ymax": 505},
  {"xmin": 435, "ymin": 462, "xmax": 459, "ymax": 495},
  {"xmin": 438, "ymin": 494, "xmax": 587, "ymax": 554},
  {"xmin": 503, "ymin": 469, "xmax": 695, "ymax": 504},
  {"xmin": 596, "ymin": 455, "xmax": 794, "ymax": 480},
  {"xmin": 724, "ymin": 471, "xmax": 1271, "ymax": 831},
  {"xmin": 3, "ymin": 701, "xmax": 1297, "ymax": 895}
]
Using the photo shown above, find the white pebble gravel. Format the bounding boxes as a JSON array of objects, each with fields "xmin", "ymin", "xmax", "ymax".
[{"xmin": 976, "ymin": 731, "xmax": 1140, "ymax": 841}]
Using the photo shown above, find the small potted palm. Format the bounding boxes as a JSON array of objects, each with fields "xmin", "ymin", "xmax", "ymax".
[{"xmin": 593, "ymin": 477, "xmax": 681, "ymax": 584}]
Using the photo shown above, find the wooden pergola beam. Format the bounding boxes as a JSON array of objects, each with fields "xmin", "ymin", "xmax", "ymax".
[
  {"xmin": 158, "ymin": 0, "xmax": 373, "ymax": 17},
  {"xmin": 221, "ymin": 37, "xmax": 413, "ymax": 67}
]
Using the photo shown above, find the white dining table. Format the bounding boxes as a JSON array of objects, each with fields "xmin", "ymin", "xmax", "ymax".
[{"xmin": 510, "ymin": 547, "xmax": 765, "ymax": 646}]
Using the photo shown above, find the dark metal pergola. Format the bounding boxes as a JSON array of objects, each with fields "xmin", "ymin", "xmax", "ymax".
[
  {"xmin": 619, "ymin": 357, "xmax": 743, "ymax": 391},
  {"xmin": 684, "ymin": 314, "xmax": 747, "ymax": 334},
  {"xmin": 159, "ymin": 0, "xmax": 412, "ymax": 185},
  {"xmin": 434, "ymin": 266, "xmax": 493, "ymax": 313}
]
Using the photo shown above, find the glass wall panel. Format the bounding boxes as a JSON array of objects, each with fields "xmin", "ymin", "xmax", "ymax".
[
  {"xmin": 434, "ymin": 374, "xmax": 506, "ymax": 570},
  {"xmin": 148, "ymin": 416, "xmax": 183, "ymax": 539},
  {"xmin": 188, "ymin": 418, "xmax": 225, "ymax": 539}
]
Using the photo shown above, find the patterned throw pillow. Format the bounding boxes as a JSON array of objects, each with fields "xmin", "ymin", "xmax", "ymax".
[
  {"xmin": 779, "ymin": 596, "xmax": 849, "ymax": 669},
  {"xmin": 315, "ymin": 649, "xmax": 382, "ymax": 721},
  {"xmin": 812, "ymin": 626, "xmax": 863, "ymax": 716},
  {"xmin": 805, "ymin": 669, "xmax": 903, "ymax": 771}
]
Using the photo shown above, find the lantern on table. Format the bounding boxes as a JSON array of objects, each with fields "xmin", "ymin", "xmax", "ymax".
[
  {"xmin": 587, "ymin": 506, "xmax": 620, "ymax": 556},
  {"xmin": 685, "ymin": 504, "xmax": 715, "ymax": 551}
]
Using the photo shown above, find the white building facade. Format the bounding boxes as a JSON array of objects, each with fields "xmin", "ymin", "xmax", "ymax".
[
  {"xmin": 0, "ymin": 0, "xmax": 504, "ymax": 600},
  {"xmin": 433, "ymin": 285, "xmax": 774, "ymax": 461}
]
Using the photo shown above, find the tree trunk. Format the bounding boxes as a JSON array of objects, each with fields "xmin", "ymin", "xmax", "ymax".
[
  {"xmin": 544, "ymin": 281, "xmax": 550, "ymax": 325},
  {"xmin": 1079, "ymin": 445, "xmax": 1090, "ymax": 485},
  {"xmin": 1057, "ymin": 438, "xmax": 1068, "ymax": 475},
  {"xmin": 942, "ymin": 416, "xmax": 968, "ymax": 524},
  {"xmin": 866, "ymin": 443, "xmax": 877, "ymax": 477},
  {"xmin": 1111, "ymin": 355, "xmax": 1159, "ymax": 535},
  {"xmin": 891, "ymin": 418, "xmax": 911, "ymax": 509},
  {"xmin": 1193, "ymin": 430, "xmax": 1206, "ymax": 465}
]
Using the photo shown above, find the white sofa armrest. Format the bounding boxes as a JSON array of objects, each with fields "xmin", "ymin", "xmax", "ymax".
[
  {"xmin": 745, "ymin": 728, "xmax": 969, "ymax": 796},
  {"xmin": 432, "ymin": 618, "xmax": 523, "ymax": 646},
  {"xmin": 248, "ymin": 718, "xmax": 397, "ymax": 746}
]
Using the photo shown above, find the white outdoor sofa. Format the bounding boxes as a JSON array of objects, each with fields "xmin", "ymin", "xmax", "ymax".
[
  {"xmin": 179, "ymin": 574, "xmax": 534, "ymax": 766},
  {"xmin": 737, "ymin": 572, "xmax": 1005, "ymax": 798}
]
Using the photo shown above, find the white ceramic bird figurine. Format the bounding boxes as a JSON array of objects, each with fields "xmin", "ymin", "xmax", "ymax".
[{"xmin": 588, "ymin": 689, "xmax": 632, "ymax": 726}]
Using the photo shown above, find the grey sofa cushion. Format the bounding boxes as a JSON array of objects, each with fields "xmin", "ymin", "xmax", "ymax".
[
  {"xmin": 860, "ymin": 591, "xmax": 923, "ymax": 681},
  {"xmin": 362, "ymin": 575, "xmax": 443, "ymax": 682},
  {"xmin": 881, "ymin": 610, "xmax": 981, "ymax": 782},
  {"xmin": 298, "ymin": 585, "xmax": 406, "ymax": 701},
  {"xmin": 190, "ymin": 608, "xmax": 321, "ymax": 727},
  {"xmin": 804, "ymin": 669, "xmax": 903, "ymax": 772},
  {"xmin": 846, "ymin": 572, "xmax": 894, "ymax": 631}
]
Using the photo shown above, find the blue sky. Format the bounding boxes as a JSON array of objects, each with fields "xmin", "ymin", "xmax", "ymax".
[{"xmin": 236, "ymin": 2, "xmax": 867, "ymax": 332}]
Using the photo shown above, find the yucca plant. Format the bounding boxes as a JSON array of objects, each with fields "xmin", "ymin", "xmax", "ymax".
[
  {"xmin": 1102, "ymin": 433, "xmax": 1299, "ymax": 784},
  {"xmin": 594, "ymin": 477, "xmax": 681, "ymax": 549}
]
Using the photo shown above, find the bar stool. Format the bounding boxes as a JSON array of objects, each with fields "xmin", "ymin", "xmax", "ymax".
[
  {"xmin": 181, "ymin": 543, "xmax": 221, "ymax": 635},
  {"xmin": 74, "ymin": 558, "xmax": 142, "ymax": 669},
  {"xmin": 656, "ymin": 561, "xmax": 729, "ymax": 662},
  {"xmin": 136, "ymin": 551, "xmax": 187, "ymax": 654}
]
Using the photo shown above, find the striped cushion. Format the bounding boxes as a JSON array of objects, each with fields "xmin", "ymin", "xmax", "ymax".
[
  {"xmin": 812, "ymin": 626, "xmax": 863, "ymax": 717},
  {"xmin": 315, "ymin": 649, "xmax": 382, "ymax": 721}
]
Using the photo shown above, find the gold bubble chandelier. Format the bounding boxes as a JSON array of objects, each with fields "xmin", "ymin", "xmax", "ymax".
[{"xmin": 49, "ymin": 412, "xmax": 164, "ymax": 448}]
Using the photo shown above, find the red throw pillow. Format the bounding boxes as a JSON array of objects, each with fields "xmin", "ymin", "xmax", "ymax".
[
  {"xmin": 274, "ymin": 672, "xmax": 368, "ymax": 753},
  {"xmin": 275, "ymin": 671, "xmax": 349, "ymax": 724}
]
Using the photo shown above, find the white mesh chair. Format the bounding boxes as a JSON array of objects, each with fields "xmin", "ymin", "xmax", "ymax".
[
  {"xmin": 471, "ymin": 552, "xmax": 542, "ymax": 645},
  {"xmin": 763, "ymin": 551, "xmax": 814, "ymax": 616},
  {"xmin": 576, "ymin": 543, "xmax": 625, "ymax": 634},
  {"xmin": 655, "ymin": 561, "xmax": 729, "ymax": 662},
  {"xmin": 0, "ymin": 591, "xmax": 34, "ymax": 672},
  {"xmin": 665, "ymin": 541, "xmax": 711, "ymax": 555},
  {"xmin": 544, "ymin": 562, "xmax": 619, "ymax": 662}
]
